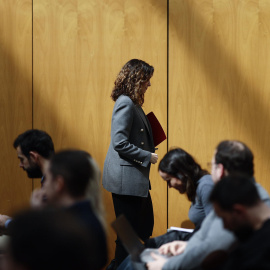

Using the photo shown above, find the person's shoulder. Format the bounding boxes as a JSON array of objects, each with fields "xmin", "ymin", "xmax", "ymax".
[
  {"xmin": 255, "ymin": 182, "xmax": 270, "ymax": 206},
  {"xmin": 198, "ymin": 174, "xmax": 214, "ymax": 187},
  {"xmin": 68, "ymin": 200, "xmax": 92, "ymax": 212},
  {"xmin": 260, "ymin": 220, "xmax": 270, "ymax": 240},
  {"xmin": 114, "ymin": 96, "xmax": 134, "ymax": 112},
  {"xmin": 262, "ymin": 219, "xmax": 270, "ymax": 230},
  {"xmin": 116, "ymin": 95, "xmax": 133, "ymax": 104}
]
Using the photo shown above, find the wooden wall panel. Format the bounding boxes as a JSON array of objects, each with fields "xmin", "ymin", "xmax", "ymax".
[
  {"xmin": 169, "ymin": 0, "xmax": 270, "ymax": 228},
  {"xmin": 33, "ymin": 0, "xmax": 167, "ymax": 263},
  {"xmin": 2, "ymin": 0, "xmax": 270, "ymax": 266},
  {"xmin": 0, "ymin": 0, "xmax": 32, "ymax": 214}
]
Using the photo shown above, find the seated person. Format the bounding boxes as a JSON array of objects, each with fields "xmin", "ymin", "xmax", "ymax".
[
  {"xmin": 31, "ymin": 150, "xmax": 108, "ymax": 270},
  {"xmin": 146, "ymin": 140, "xmax": 270, "ymax": 270},
  {"xmin": 118, "ymin": 148, "xmax": 213, "ymax": 270},
  {"xmin": 0, "ymin": 129, "xmax": 55, "ymax": 233},
  {"xmin": 146, "ymin": 147, "xmax": 213, "ymax": 247},
  {"xmin": 4, "ymin": 208, "xmax": 99, "ymax": 270},
  {"xmin": 210, "ymin": 174, "xmax": 270, "ymax": 270}
]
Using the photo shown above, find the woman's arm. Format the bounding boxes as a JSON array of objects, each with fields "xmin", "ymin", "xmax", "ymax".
[
  {"xmin": 111, "ymin": 98, "xmax": 152, "ymax": 166},
  {"xmin": 198, "ymin": 175, "xmax": 214, "ymax": 216}
]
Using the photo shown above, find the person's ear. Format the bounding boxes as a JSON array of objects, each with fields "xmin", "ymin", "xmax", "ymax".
[
  {"xmin": 29, "ymin": 151, "xmax": 39, "ymax": 162},
  {"xmin": 55, "ymin": 175, "xmax": 65, "ymax": 193},
  {"xmin": 232, "ymin": 204, "xmax": 247, "ymax": 218},
  {"xmin": 216, "ymin": 163, "xmax": 225, "ymax": 180}
]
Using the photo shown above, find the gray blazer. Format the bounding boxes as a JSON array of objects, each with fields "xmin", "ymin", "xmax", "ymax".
[{"xmin": 102, "ymin": 95, "xmax": 155, "ymax": 197}]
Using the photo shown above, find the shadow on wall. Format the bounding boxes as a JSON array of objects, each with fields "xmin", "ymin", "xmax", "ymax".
[
  {"xmin": 151, "ymin": 0, "xmax": 270, "ymax": 167},
  {"xmin": 0, "ymin": 6, "xmax": 33, "ymax": 213},
  {"xmin": 181, "ymin": 220, "xmax": 195, "ymax": 229}
]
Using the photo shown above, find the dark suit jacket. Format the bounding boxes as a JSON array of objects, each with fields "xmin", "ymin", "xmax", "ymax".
[
  {"xmin": 102, "ymin": 95, "xmax": 155, "ymax": 197},
  {"xmin": 68, "ymin": 200, "xmax": 107, "ymax": 270}
]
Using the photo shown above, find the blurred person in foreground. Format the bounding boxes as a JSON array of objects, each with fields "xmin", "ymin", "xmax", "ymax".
[
  {"xmin": 4, "ymin": 208, "xmax": 97, "ymax": 270},
  {"xmin": 210, "ymin": 174, "xmax": 270, "ymax": 270},
  {"xmin": 32, "ymin": 149, "xmax": 108, "ymax": 270}
]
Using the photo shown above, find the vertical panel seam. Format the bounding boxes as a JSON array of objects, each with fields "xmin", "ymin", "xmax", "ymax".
[
  {"xmin": 166, "ymin": 0, "xmax": 169, "ymax": 230},
  {"xmin": 32, "ymin": 0, "xmax": 34, "ymax": 191},
  {"xmin": 32, "ymin": 0, "xmax": 34, "ymax": 129}
]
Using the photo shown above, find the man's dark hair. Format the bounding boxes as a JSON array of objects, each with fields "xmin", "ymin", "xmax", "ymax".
[
  {"xmin": 49, "ymin": 150, "xmax": 93, "ymax": 198},
  {"xmin": 8, "ymin": 208, "xmax": 96, "ymax": 270},
  {"xmin": 13, "ymin": 129, "xmax": 54, "ymax": 159},
  {"xmin": 215, "ymin": 140, "xmax": 254, "ymax": 176},
  {"xmin": 210, "ymin": 174, "xmax": 260, "ymax": 211}
]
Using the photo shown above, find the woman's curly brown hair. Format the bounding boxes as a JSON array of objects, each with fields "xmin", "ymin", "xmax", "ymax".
[{"xmin": 111, "ymin": 59, "xmax": 154, "ymax": 106}]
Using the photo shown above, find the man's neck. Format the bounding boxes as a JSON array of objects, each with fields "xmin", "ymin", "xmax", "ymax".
[
  {"xmin": 40, "ymin": 158, "xmax": 50, "ymax": 176},
  {"xmin": 248, "ymin": 202, "xmax": 270, "ymax": 230},
  {"xmin": 56, "ymin": 195, "xmax": 87, "ymax": 208}
]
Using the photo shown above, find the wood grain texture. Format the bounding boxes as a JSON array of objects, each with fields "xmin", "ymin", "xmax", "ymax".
[
  {"xmin": 2, "ymin": 0, "xmax": 270, "ymax": 266},
  {"xmin": 2, "ymin": 0, "xmax": 270, "ymax": 263},
  {"xmin": 33, "ymin": 0, "xmax": 167, "ymax": 263},
  {"xmin": 169, "ymin": 0, "xmax": 270, "ymax": 227},
  {"xmin": 0, "ymin": 0, "xmax": 33, "ymax": 214}
]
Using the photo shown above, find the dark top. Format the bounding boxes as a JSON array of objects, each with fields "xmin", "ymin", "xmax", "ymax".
[
  {"xmin": 222, "ymin": 219, "xmax": 270, "ymax": 270},
  {"xmin": 67, "ymin": 200, "xmax": 108, "ymax": 270}
]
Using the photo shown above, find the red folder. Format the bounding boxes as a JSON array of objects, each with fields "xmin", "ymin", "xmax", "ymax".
[{"xmin": 147, "ymin": 112, "xmax": 167, "ymax": 147}]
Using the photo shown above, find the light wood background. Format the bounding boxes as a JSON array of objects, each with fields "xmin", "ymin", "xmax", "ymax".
[
  {"xmin": 0, "ymin": 0, "xmax": 33, "ymax": 213},
  {"xmin": 168, "ymin": 0, "xmax": 270, "ymax": 228},
  {"xmin": 1, "ymin": 0, "xmax": 270, "ymax": 265}
]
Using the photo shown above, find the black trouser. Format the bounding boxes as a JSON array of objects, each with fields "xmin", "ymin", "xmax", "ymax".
[
  {"xmin": 112, "ymin": 192, "xmax": 154, "ymax": 267},
  {"xmin": 145, "ymin": 230, "xmax": 192, "ymax": 248}
]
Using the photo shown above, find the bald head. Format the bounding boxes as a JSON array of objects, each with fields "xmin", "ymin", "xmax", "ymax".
[{"xmin": 214, "ymin": 140, "xmax": 254, "ymax": 177}]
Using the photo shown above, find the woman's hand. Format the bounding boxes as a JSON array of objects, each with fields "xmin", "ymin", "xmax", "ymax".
[
  {"xmin": 159, "ymin": 241, "xmax": 187, "ymax": 256},
  {"xmin": 146, "ymin": 253, "xmax": 167, "ymax": 270},
  {"xmin": 150, "ymin": 153, "xmax": 158, "ymax": 164}
]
